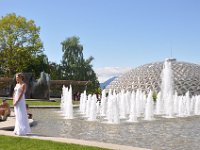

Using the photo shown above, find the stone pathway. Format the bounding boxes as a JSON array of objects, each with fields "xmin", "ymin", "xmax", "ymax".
[{"xmin": 0, "ymin": 116, "xmax": 34, "ymax": 130}]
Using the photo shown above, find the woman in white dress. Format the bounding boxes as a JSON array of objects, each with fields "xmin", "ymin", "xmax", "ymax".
[{"xmin": 13, "ymin": 73, "xmax": 31, "ymax": 135}]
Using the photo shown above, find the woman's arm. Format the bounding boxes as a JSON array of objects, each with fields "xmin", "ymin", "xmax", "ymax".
[
  {"xmin": 13, "ymin": 86, "xmax": 16, "ymax": 105},
  {"xmin": 13, "ymin": 84, "xmax": 26, "ymax": 106}
]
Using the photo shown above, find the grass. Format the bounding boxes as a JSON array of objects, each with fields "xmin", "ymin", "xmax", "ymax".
[
  {"xmin": 0, "ymin": 135, "xmax": 109, "ymax": 150},
  {"xmin": 1, "ymin": 98, "xmax": 80, "ymax": 107}
]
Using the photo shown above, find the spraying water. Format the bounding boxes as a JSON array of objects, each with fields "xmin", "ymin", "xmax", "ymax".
[{"xmin": 161, "ymin": 58, "xmax": 174, "ymax": 117}]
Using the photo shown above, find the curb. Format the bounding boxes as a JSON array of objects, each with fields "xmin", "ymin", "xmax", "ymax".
[{"xmin": 0, "ymin": 130, "xmax": 151, "ymax": 150}]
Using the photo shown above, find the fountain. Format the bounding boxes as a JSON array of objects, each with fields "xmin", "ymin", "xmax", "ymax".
[
  {"xmin": 32, "ymin": 72, "xmax": 50, "ymax": 99},
  {"xmin": 30, "ymin": 58, "xmax": 200, "ymax": 150},
  {"xmin": 60, "ymin": 85, "xmax": 73, "ymax": 119},
  {"xmin": 144, "ymin": 91, "xmax": 154, "ymax": 120},
  {"xmin": 59, "ymin": 58, "xmax": 200, "ymax": 124},
  {"xmin": 88, "ymin": 95, "xmax": 97, "ymax": 121},
  {"xmin": 155, "ymin": 92, "xmax": 162, "ymax": 115},
  {"xmin": 128, "ymin": 91, "xmax": 138, "ymax": 122},
  {"xmin": 100, "ymin": 89, "xmax": 107, "ymax": 116},
  {"xmin": 106, "ymin": 92, "xmax": 120, "ymax": 124},
  {"xmin": 161, "ymin": 58, "xmax": 174, "ymax": 118}
]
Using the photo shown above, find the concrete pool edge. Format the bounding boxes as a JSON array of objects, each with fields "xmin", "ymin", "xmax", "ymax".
[{"xmin": 0, "ymin": 130, "xmax": 151, "ymax": 150}]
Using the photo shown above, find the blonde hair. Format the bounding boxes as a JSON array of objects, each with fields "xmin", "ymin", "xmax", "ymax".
[{"xmin": 16, "ymin": 73, "xmax": 24, "ymax": 81}]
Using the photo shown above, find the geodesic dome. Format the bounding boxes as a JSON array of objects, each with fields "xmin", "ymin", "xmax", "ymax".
[{"xmin": 107, "ymin": 59, "xmax": 200, "ymax": 96}]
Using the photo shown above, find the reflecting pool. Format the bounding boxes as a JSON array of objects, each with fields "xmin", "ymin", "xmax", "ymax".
[{"xmin": 31, "ymin": 108, "xmax": 200, "ymax": 150}]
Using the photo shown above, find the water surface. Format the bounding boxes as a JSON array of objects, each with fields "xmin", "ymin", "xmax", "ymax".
[{"xmin": 31, "ymin": 109, "xmax": 200, "ymax": 150}]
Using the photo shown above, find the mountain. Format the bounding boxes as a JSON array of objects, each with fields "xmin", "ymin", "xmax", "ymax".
[{"xmin": 100, "ymin": 76, "xmax": 117, "ymax": 89}]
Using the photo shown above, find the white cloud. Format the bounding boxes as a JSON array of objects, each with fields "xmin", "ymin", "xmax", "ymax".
[{"xmin": 94, "ymin": 67, "xmax": 132, "ymax": 83}]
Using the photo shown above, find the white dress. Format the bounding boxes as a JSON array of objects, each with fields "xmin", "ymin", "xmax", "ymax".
[{"xmin": 14, "ymin": 83, "xmax": 31, "ymax": 135}]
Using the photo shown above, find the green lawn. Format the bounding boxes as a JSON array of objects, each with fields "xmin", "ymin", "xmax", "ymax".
[
  {"xmin": 0, "ymin": 135, "xmax": 109, "ymax": 150},
  {"xmin": 2, "ymin": 98, "xmax": 80, "ymax": 106}
]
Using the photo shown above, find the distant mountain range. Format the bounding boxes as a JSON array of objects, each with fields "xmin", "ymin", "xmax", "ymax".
[{"xmin": 100, "ymin": 76, "xmax": 117, "ymax": 89}]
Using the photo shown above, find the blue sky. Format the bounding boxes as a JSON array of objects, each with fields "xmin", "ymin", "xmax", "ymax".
[{"xmin": 1, "ymin": 0, "xmax": 200, "ymax": 81}]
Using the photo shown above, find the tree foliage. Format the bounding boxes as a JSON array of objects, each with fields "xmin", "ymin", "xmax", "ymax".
[
  {"xmin": 61, "ymin": 36, "xmax": 99, "ymax": 93},
  {"xmin": 0, "ymin": 13, "xmax": 44, "ymax": 77},
  {"xmin": 61, "ymin": 36, "xmax": 83, "ymax": 80},
  {"xmin": 48, "ymin": 61, "xmax": 62, "ymax": 80},
  {"xmin": 24, "ymin": 54, "xmax": 49, "ymax": 78}
]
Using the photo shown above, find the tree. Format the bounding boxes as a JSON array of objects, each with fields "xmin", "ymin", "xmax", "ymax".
[
  {"xmin": 61, "ymin": 36, "xmax": 99, "ymax": 93},
  {"xmin": 152, "ymin": 91, "xmax": 157, "ymax": 102},
  {"xmin": 0, "ymin": 13, "xmax": 43, "ymax": 77},
  {"xmin": 49, "ymin": 61, "xmax": 62, "ymax": 80},
  {"xmin": 25, "ymin": 54, "xmax": 50, "ymax": 78},
  {"xmin": 61, "ymin": 36, "xmax": 83, "ymax": 80},
  {"xmin": 79, "ymin": 56, "xmax": 99, "ymax": 93}
]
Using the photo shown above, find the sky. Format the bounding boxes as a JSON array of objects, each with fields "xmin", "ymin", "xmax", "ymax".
[{"xmin": 1, "ymin": 0, "xmax": 200, "ymax": 82}]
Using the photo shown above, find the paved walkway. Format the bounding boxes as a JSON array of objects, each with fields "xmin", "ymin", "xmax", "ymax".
[
  {"xmin": 0, "ymin": 116, "xmax": 151, "ymax": 150},
  {"xmin": 0, "ymin": 113, "xmax": 34, "ymax": 130},
  {"xmin": 0, "ymin": 118, "xmax": 34, "ymax": 130}
]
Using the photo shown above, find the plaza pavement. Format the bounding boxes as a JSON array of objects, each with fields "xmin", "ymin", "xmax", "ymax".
[{"xmin": 0, "ymin": 111, "xmax": 151, "ymax": 150}]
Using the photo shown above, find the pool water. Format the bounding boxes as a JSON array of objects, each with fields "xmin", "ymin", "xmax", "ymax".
[{"xmin": 30, "ymin": 108, "xmax": 200, "ymax": 150}]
